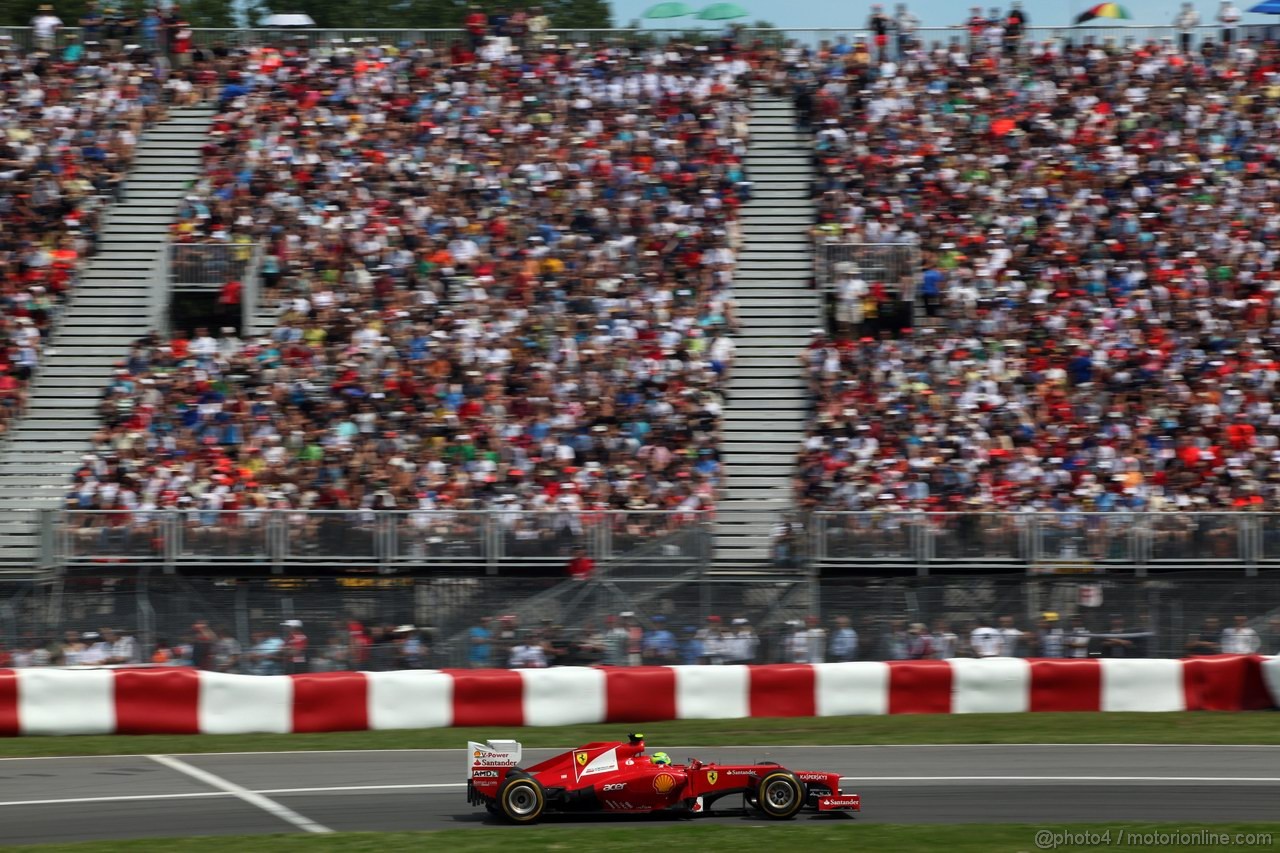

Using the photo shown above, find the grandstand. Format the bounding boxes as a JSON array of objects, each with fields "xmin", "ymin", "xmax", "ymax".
[{"xmin": 0, "ymin": 15, "xmax": 1278, "ymax": 663}]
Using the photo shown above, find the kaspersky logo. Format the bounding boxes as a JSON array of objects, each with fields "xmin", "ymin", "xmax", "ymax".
[
  {"xmin": 706, "ymin": 770, "xmax": 718, "ymax": 785},
  {"xmin": 576, "ymin": 751, "xmax": 589, "ymax": 767}
]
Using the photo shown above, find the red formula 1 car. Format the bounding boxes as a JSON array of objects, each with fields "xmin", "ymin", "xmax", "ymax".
[{"xmin": 466, "ymin": 733, "xmax": 860, "ymax": 823}]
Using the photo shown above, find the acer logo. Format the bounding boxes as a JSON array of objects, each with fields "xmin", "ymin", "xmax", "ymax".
[{"xmin": 602, "ymin": 783, "xmax": 626, "ymax": 792}]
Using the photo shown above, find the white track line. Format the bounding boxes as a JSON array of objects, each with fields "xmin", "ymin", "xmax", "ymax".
[
  {"xmin": 0, "ymin": 792, "xmax": 234, "ymax": 807},
  {"xmin": 148, "ymin": 754, "xmax": 333, "ymax": 834},
  {"xmin": 258, "ymin": 783, "xmax": 462, "ymax": 795},
  {"xmin": 2, "ymin": 773, "xmax": 1278, "ymax": 811}
]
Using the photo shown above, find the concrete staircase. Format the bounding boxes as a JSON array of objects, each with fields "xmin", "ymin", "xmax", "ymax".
[
  {"xmin": 0, "ymin": 106, "xmax": 216, "ymax": 572},
  {"xmin": 714, "ymin": 91, "xmax": 818, "ymax": 571}
]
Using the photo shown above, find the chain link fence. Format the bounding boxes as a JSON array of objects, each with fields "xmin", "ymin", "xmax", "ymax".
[{"xmin": 2, "ymin": 572, "xmax": 1278, "ymax": 669}]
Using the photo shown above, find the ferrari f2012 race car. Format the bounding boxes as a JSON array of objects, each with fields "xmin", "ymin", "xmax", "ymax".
[{"xmin": 466, "ymin": 733, "xmax": 861, "ymax": 823}]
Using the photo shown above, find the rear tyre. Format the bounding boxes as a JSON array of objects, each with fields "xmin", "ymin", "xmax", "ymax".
[
  {"xmin": 756, "ymin": 770, "xmax": 805, "ymax": 820},
  {"xmin": 497, "ymin": 776, "xmax": 545, "ymax": 824}
]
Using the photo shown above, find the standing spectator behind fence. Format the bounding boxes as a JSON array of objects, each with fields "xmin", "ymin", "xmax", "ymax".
[
  {"xmin": 189, "ymin": 620, "xmax": 216, "ymax": 668},
  {"xmin": 1003, "ymin": 1, "xmax": 1026, "ymax": 56},
  {"xmin": 469, "ymin": 616, "xmax": 492, "ymax": 668},
  {"xmin": 1185, "ymin": 617, "xmax": 1222, "ymax": 656},
  {"xmin": 1066, "ymin": 614, "xmax": 1092, "ymax": 658},
  {"xmin": 996, "ymin": 615, "xmax": 1024, "ymax": 657},
  {"xmin": 905, "ymin": 623, "xmax": 933, "ymax": 659},
  {"xmin": 1100, "ymin": 615, "xmax": 1139, "ymax": 658},
  {"xmin": 528, "ymin": 6, "xmax": 549, "ymax": 41},
  {"xmin": 1218, "ymin": 0, "xmax": 1241, "ymax": 46},
  {"xmin": 728, "ymin": 618, "xmax": 759, "ymax": 664},
  {"xmin": 603, "ymin": 615, "xmax": 628, "ymax": 666},
  {"xmin": 1175, "ymin": 2, "xmax": 1200, "ymax": 53},
  {"xmin": 931, "ymin": 619, "xmax": 958, "ymax": 659},
  {"xmin": 80, "ymin": 632, "xmax": 109, "ymax": 665},
  {"xmin": 566, "ymin": 546, "xmax": 594, "ymax": 581},
  {"xmin": 247, "ymin": 629, "xmax": 283, "ymax": 675},
  {"xmin": 786, "ymin": 615, "xmax": 826, "ymax": 664},
  {"xmin": 282, "ymin": 620, "xmax": 308, "ymax": 674},
  {"xmin": 643, "ymin": 616, "xmax": 678, "ymax": 665},
  {"xmin": 772, "ymin": 522, "xmax": 802, "ymax": 569},
  {"xmin": 31, "ymin": 4, "xmax": 61, "ymax": 51},
  {"xmin": 970, "ymin": 617, "xmax": 1002, "ymax": 658},
  {"xmin": 1035, "ymin": 613, "xmax": 1065, "ymax": 658},
  {"xmin": 101, "ymin": 627, "xmax": 137, "ymax": 665},
  {"xmin": 1221, "ymin": 615, "xmax": 1261, "ymax": 654},
  {"xmin": 213, "ymin": 624, "xmax": 241, "ymax": 672},
  {"xmin": 894, "ymin": 4, "xmax": 918, "ymax": 56},
  {"xmin": 508, "ymin": 632, "xmax": 548, "ymax": 668},
  {"xmin": 829, "ymin": 615, "xmax": 858, "ymax": 662}
]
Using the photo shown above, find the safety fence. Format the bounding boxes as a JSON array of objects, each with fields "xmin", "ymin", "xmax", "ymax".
[
  {"xmin": 49, "ymin": 509, "xmax": 712, "ymax": 574},
  {"xmin": 810, "ymin": 511, "xmax": 1280, "ymax": 573},
  {"xmin": 169, "ymin": 242, "xmax": 258, "ymax": 288},
  {"xmin": 3, "ymin": 573, "xmax": 1278, "ymax": 669},
  {"xmin": 813, "ymin": 241, "xmax": 922, "ymax": 299},
  {"xmin": 35, "ymin": 509, "xmax": 1280, "ymax": 575},
  {"xmin": 0, "ymin": 24, "xmax": 1271, "ymax": 53},
  {"xmin": 0, "ymin": 655, "xmax": 1276, "ymax": 736}
]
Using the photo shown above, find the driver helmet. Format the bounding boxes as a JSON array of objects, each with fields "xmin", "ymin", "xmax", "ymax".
[{"xmin": 651, "ymin": 752, "xmax": 672, "ymax": 766}]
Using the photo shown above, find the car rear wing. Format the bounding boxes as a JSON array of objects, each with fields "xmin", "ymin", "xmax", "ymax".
[{"xmin": 467, "ymin": 739, "xmax": 522, "ymax": 779}]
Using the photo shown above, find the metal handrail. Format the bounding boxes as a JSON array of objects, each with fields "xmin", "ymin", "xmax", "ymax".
[
  {"xmin": 44, "ymin": 508, "xmax": 1280, "ymax": 575},
  {"xmin": 53, "ymin": 508, "xmax": 716, "ymax": 573},
  {"xmin": 0, "ymin": 23, "xmax": 1267, "ymax": 52}
]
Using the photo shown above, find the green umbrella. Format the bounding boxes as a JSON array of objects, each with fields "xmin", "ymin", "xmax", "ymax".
[
  {"xmin": 643, "ymin": 2, "xmax": 695, "ymax": 18},
  {"xmin": 696, "ymin": 2, "xmax": 748, "ymax": 20}
]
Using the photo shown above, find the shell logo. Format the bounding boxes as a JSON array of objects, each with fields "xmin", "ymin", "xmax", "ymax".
[{"xmin": 652, "ymin": 772, "xmax": 677, "ymax": 794}]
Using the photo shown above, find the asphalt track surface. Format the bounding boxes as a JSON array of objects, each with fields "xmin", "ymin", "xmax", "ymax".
[{"xmin": 3, "ymin": 744, "xmax": 1279, "ymax": 844}]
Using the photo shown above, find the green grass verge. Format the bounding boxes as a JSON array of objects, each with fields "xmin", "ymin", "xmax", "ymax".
[
  {"xmin": 8, "ymin": 825, "xmax": 1280, "ymax": 853},
  {"xmin": 2, "ymin": 712, "xmax": 1278, "ymax": 758}
]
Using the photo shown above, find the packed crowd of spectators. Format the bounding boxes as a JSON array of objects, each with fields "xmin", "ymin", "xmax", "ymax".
[
  {"xmin": 0, "ymin": 618, "xmax": 437, "ymax": 672},
  {"xmin": 791, "ymin": 26, "xmax": 1280, "ymax": 516},
  {"xmin": 5, "ymin": 607, "xmax": 1276, "ymax": 669},
  {"xmin": 68, "ymin": 34, "xmax": 752, "ymax": 547},
  {"xmin": 0, "ymin": 12, "xmax": 175, "ymax": 434}
]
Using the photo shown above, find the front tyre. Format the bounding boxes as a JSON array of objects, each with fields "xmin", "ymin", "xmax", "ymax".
[
  {"xmin": 756, "ymin": 770, "xmax": 805, "ymax": 820},
  {"xmin": 497, "ymin": 776, "xmax": 545, "ymax": 824}
]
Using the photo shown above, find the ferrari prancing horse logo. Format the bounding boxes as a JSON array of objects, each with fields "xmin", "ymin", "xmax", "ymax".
[
  {"xmin": 576, "ymin": 751, "xmax": 589, "ymax": 766},
  {"xmin": 706, "ymin": 770, "xmax": 718, "ymax": 785}
]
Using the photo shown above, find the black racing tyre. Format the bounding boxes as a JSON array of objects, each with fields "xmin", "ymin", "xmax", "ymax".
[
  {"xmin": 484, "ymin": 802, "xmax": 502, "ymax": 816},
  {"xmin": 756, "ymin": 770, "xmax": 805, "ymax": 820},
  {"xmin": 497, "ymin": 776, "xmax": 545, "ymax": 824}
]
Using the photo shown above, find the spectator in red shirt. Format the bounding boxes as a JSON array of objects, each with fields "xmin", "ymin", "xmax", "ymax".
[
  {"xmin": 465, "ymin": 6, "xmax": 488, "ymax": 50},
  {"xmin": 566, "ymin": 546, "xmax": 594, "ymax": 581}
]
